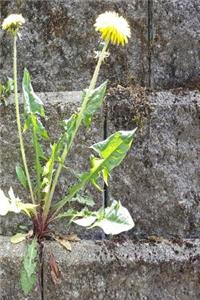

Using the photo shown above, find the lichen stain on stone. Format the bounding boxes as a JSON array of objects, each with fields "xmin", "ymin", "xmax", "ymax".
[{"xmin": 107, "ymin": 85, "xmax": 152, "ymax": 131}]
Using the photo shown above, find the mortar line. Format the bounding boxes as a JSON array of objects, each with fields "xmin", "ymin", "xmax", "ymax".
[{"xmin": 147, "ymin": 0, "xmax": 153, "ymax": 89}]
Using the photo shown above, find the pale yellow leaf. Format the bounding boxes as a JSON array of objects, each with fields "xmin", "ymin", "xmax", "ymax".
[
  {"xmin": 10, "ymin": 233, "xmax": 27, "ymax": 244},
  {"xmin": 62, "ymin": 234, "xmax": 80, "ymax": 242},
  {"xmin": 56, "ymin": 238, "xmax": 72, "ymax": 251}
]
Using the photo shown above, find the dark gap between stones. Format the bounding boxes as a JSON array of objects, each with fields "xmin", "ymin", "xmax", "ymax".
[
  {"xmin": 148, "ymin": 0, "xmax": 153, "ymax": 89},
  {"xmin": 39, "ymin": 242, "xmax": 44, "ymax": 300}
]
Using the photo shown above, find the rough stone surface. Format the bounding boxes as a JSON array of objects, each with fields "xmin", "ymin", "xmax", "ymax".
[
  {"xmin": 0, "ymin": 0, "xmax": 148, "ymax": 92},
  {"xmin": 43, "ymin": 238, "xmax": 200, "ymax": 300},
  {"xmin": 151, "ymin": 0, "xmax": 200, "ymax": 89},
  {"xmin": 0, "ymin": 92, "xmax": 104, "ymax": 238},
  {"xmin": 1, "ymin": 89, "xmax": 200, "ymax": 238},
  {"xmin": 1, "ymin": 0, "xmax": 200, "ymax": 92},
  {"xmin": 0, "ymin": 236, "xmax": 42, "ymax": 300},
  {"xmin": 107, "ymin": 87, "xmax": 200, "ymax": 238}
]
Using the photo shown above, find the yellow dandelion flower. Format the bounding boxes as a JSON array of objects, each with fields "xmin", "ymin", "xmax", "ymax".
[
  {"xmin": 2, "ymin": 14, "xmax": 25, "ymax": 33},
  {"xmin": 94, "ymin": 11, "xmax": 131, "ymax": 46}
]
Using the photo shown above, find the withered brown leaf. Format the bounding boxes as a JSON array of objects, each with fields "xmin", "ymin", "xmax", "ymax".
[{"xmin": 49, "ymin": 253, "xmax": 61, "ymax": 285}]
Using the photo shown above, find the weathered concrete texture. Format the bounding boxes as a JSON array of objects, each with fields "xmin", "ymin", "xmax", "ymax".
[
  {"xmin": 43, "ymin": 238, "xmax": 200, "ymax": 300},
  {"xmin": 0, "ymin": 236, "xmax": 42, "ymax": 300},
  {"xmin": 1, "ymin": 89, "xmax": 200, "ymax": 238},
  {"xmin": 0, "ymin": 0, "xmax": 148, "ymax": 91},
  {"xmin": 0, "ymin": 92, "xmax": 103, "ymax": 237},
  {"xmin": 107, "ymin": 87, "xmax": 200, "ymax": 238},
  {"xmin": 151, "ymin": 0, "xmax": 200, "ymax": 89}
]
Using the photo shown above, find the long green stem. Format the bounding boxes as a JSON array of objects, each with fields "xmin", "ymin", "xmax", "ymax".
[
  {"xmin": 32, "ymin": 122, "xmax": 41, "ymax": 198},
  {"xmin": 13, "ymin": 35, "xmax": 35, "ymax": 204},
  {"xmin": 43, "ymin": 41, "xmax": 109, "ymax": 218}
]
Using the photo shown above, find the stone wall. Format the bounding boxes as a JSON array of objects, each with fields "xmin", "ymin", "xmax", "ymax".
[
  {"xmin": 0, "ymin": 0, "xmax": 199, "ymax": 91},
  {"xmin": 0, "ymin": 0, "xmax": 200, "ymax": 299},
  {"xmin": 1, "ymin": 89, "xmax": 200, "ymax": 238},
  {"xmin": 1, "ymin": 236, "xmax": 200, "ymax": 300}
]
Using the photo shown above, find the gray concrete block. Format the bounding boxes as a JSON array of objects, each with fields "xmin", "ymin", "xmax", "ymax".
[
  {"xmin": 1, "ymin": 88, "xmax": 200, "ymax": 238},
  {"xmin": 43, "ymin": 238, "xmax": 200, "ymax": 300},
  {"xmin": 0, "ymin": 236, "xmax": 42, "ymax": 300},
  {"xmin": 107, "ymin": 87, "xmax": 200, "ymax": 238},
  {"xmin": 0, "ymin": 91, "xmax": 103, "ymax": 238},
  {"xmin": 0, "ymin": 0, "xmax": 148, "ymax": 91},
  {"xmin": 151, "ymin": 0, "xmax": 200, "ymax": 89}
]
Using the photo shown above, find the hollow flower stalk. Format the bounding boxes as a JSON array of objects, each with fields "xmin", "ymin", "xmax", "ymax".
[{"xmin": 2, "ymin": 14, "xmax": 35, "ymax": 204}]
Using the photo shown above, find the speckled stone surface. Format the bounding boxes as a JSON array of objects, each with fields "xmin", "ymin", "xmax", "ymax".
[
  {"xmin": 1, "ymin": 89, "xmax": 200, "ymax": 238},
  {"xmin": 151, "ymin": 0, "xmax": 200, "ymax": 89},
  {"xmin": 1, "ymin": 0, "xmax": 199, "ymax": 91},
  {"xmin": 0, "ymin": 0, "xmax": 148, "ymax": 91},
  {"xmin": 0, "ymin": 236, "xmax": 42, "ymax": 300},
  {"xmin": 106, "ymin": 87, "xmax": 200, "ymax": 238},
  {"xmin": 43, "ymin": 238, "xmax": 200, "ymax": 300}
]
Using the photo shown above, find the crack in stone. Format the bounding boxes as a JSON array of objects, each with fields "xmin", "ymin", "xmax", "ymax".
[
  {"xmin": 148, "ymin": 0, "xmax": 153, "ymax": 89},
  {"xmin": 39, "ymin": 242, "xmax": 44, "ymax": 300}
]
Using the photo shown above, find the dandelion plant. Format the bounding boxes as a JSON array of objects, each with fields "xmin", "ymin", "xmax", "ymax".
[{"xmin": 1, "ymin": 11, "xmax": 136, "ymax": 294}]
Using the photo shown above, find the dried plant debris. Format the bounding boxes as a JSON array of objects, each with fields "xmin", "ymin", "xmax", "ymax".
[{"xmin": 49, "ymin": 253, "xmax": 62, "ymax": 285}]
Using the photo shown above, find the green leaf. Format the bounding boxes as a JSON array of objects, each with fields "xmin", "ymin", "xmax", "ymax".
[
  {"xmin": 93, "ymin": 201, "xmax": 134, "ymax": 234},
  {"xmin": 74, "ymin": 215, "xmax": 96, "ymax": 227},
  {"xmin": 74, "ymin": 201, "xmax": 135, "ymax": 235},
  {"xmin": 41, "ymin": 143, "xmax": 58, "ymax": 194},
  {"xmin": 22, "ymin": 68, "xmax": 45, "ymax": 116},
  {"xmin": 31, "ymin": 114, "xmax": 48, "ymax": 140},
  {"xmin": 42, "ymin": 144, "xmax": 57, "ymax": 177},
  {"xmin": 63, "ymin": 114, "xmax": 78, "ymax": 148},
  {"xmin": 91, "ymin": 129, "xmax": 136, "ymax": 171},
  {"xmin": 23, "ymin": 238, "xmax": 38, "ymax": 278},
  {"xmin": 71, "ymin": 194, "xmax": 95, "ymax": 207},
  {"xmin": 16, "ymin": 164, "xmax": 28, "ymax": 189},
  {"xmin": 0, "ymin": 77, "xmax": 14, "ymax": 102},
  {"xmin": 57, "ymin": 207, "xmax": 95, "ymax": 221},
  {"xmin": 69, "ymin": 129, "xmax": 136, "ymax": 193},
  {"xmin": 20, "ymin": 269, "xmax": 36, "ymax": 295},
  {"xmin": 52, "ymin": 129, "xmax": 137, "ymax": 214},
  {"xmin": 6, "ymin": 77, "xmax": 14, "ymax": 94},
  {"xmin": 20, "ymin": 238, "xmax": 38, "ymax": 295},
  {"xmin": 57, "ymin": 208, "xmax": 78, "ymax": 219},
  {"xmin": 23, "ymin": 114, "xmax": 48, "ymax": 143},
  {"xmin": 11, "ymin": 232, "xmax": 27, "ymax": 244},
  {"xmin": 82, "ymin": 81, "xmax": 107, "ymax": 127}
]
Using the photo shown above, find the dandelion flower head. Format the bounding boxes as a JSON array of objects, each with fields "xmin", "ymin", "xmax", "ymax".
[
  {"xmin": 94, "ymin": 11, "xmax": 131, "ymax": 46},
  {"xmin": 2, "ymin": 14, "xmax": 25, "ymax": 33}
]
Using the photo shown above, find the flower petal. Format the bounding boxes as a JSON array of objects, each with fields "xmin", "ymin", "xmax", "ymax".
[
  {"xmin": 94, "ymin": 11, "xmax": 131, "ymax": 46},
  {"xmin": 0, "ymin": 189, "xmax": 10, "ymax": 216}
]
